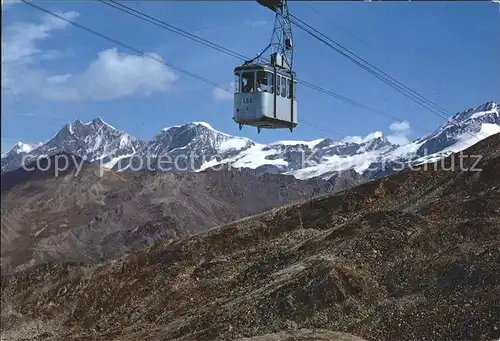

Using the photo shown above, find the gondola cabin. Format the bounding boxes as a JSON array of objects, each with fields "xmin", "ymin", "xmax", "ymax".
[{"xmin": 233, "ymin": 62, "xmax": 297, "ymax": 132}]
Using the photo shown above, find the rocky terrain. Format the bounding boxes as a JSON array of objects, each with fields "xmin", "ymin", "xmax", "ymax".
[
  {"xmin": 1, "ymin": 133, "xmax": 498, "ymax": 341},
  {"xmin": 2, "ymin": 101, "xmax": 498, "ymax": 181},
  {"xmin": 1, "ymin": 152, "xmax": 365, "ymax": 275}
]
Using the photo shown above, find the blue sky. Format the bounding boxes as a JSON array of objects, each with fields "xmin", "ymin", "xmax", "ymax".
[{"xmin": 2, "ymin": 0, "xmax": 499, "ymax": 152}]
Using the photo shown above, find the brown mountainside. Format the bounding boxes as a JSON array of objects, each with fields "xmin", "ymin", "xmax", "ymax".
[
  {"xmin": 1, "ymin": 153, "xmax": 364, "ymax": 274},
  {"xmin": 1, "ymin": 133, "xmax": 499, "ymax": 341}
]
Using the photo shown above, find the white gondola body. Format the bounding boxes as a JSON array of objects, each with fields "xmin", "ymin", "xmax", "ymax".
[{"xmin": 233, "ymin": 64, "xmax": 297, "ymax": 130}]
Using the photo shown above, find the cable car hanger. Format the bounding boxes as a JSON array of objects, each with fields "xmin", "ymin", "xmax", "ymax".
[{"xmin": 233, "ymin": 0, "xmax": 297, "ymax": 134}]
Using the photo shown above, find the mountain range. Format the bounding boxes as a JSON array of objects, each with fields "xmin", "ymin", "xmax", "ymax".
[
  {"xmin": 2, "ymin": 101, "xmax": 499, "ymax": 181},
  {"xmin": 1, "ymin": 150, "xmax": 368, "ymax": 274},
  {"xmin": 2, "ymin": 130, "xmax": 499, "ymax": 341}
]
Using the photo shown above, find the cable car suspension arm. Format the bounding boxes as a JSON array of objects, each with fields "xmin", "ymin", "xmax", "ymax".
[{"xmin": 247, "ymin": 0, "xmax": 293, "ymax": 70}]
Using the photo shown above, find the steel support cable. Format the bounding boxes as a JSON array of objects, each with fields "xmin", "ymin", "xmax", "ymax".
[
  {"xmin": 291, "ymin": 18, "xmax": 447, "ymax": 119},
  {"xmin": 302, "ymin": 2, "xmax": 438, "ymax": 93},
  {"xmin": 294, "ymin": 9, "xmax": 489, "ymax": 139},
  {"xmin": 100, "ymin": 0, "xmax": 448, "ymax": 136},
  {"xmin": 290, "ymin": 14, "xmax": 487, "ymax": 139},
  {"xmin": 19, "ymin": 0, "xmax": 231, "ymax": 93},
  {"xmin": 302, "ymin": 2, "xmax": 381, "ymax": 55},
  {"xmin": 290, "ymin": 13, "xmax": 451, "ymax": 118},
  {"xmin": 100, "ymin": 0, "xmax": 248, "ymax": 61},
  {"xmin": 23, "ymin": 0, "xmax": 484, "ymax": 143},
  {"xmin": 102, "ymin": 0, "xmax": 486, "ymax": 141},
  {"xmin": 100, "ymin": 0, "xmax": 489, "ymax": 139},
  {"xmin": 96, "ymin": 0, "xmax": 422, "ymax": 128},
  {"xmin": 18, "ymin": 0, "xmax": 343, "ymax": 139}
]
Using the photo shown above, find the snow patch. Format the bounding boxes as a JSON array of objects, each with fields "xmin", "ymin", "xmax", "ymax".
[
  {"xmin": 270, "ymin": 139, "xmax": 325, "ymax": 149},
  {"xmin": 197, "ymin": 158, "xmax": 221, "ymax": 171},
  {"xmin": 4, "ymin": 142, "xmax": 43, "ymax": 155},
  {"xmin": 191, "ymin": 122, "xmax": 214, "ymax": 129},
  {"xmin": 163, "ymin": 125, "xmax": 181, "ymax": 131},
  {"xmin": 86, "ymin": 117, "xmax": 118, "ymax": 131},
  {"xmin": 385, "ymin": 139, "xmax": 424, "ymax": 159},
  {"xmin": 218, "ymin": 138, "xmax": 249, "ymax": 153},
  {"xmin": 289, "ymin": 150, "xmax": 383, "ymax": 179},
  {"xmin": 469, "ymin": 109, "xmax": 499, "ymax": 120},
  {"xmin": 440, "ymin": 123, "xmax": 500, "ymax": 154},
  {"xmin": 16, "ymin": 142, "xmax": 38, "ymax": 153},
  {"xmin": 119, "ymin": 135, "xmax": 130, "ymax": 149},
  {"xmin": 102, "ymin": 153, "xmax": 136, "ymax": 169},
  {"xmin": 92, "ymin": 134, "xmax": 103, "ymax": 151},
  {"xmin": 231, "ymin": 145, "xmax": 289, "ymax": 169},
  {"xmin": 198, "ymin": 143, "xmax": 288, "ymax": 171},
  {"xmin": 413, "ymin": 123, "xmax": 500, "ymax": 165}
]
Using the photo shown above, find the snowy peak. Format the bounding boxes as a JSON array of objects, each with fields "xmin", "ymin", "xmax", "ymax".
[
  {"xmin": 414, "ymin": 101, "xmax": 500, "ymax": 157},
  {"xmin": 370, "ymin": 131, "xmax": 384, "ymax": 139},
  {"xmin": 10, "ymin": 142, "xmax": 42, "ymax": 154},
  {"xmin": 1, "ymin": 142, "xmax": 43, "ymax": 172},
  {"xmin": 162, "ymin": 121, "xmax": 221, "ymax": 134},
  {"xmin": 2, "ymin": 142, "xmax": 41, "ymax": 158},
  {"xmin": 356, "ymin": 131, "xmax": 394, "ymax": 151},
  {"xmin": 65, "ymin": 117, "xmax": 120, "ymax": 136},
  {"xmin": 449, "ymin": 100, "xmax": 499, "ymax": 124},
  {"xmin": 49, "ymin": 117, "xmax": 139, "ymax": 157},
  {"xmin": 269, "ymin": 138, "xmax": 327, "ymax": 150},
  {"xmin": 189, "ymin": 121, "xmax": 215, "ymax": 129},
  {"xmin": 87, "ymin": 117, "xmax": 117, "ymax": 129},
  {"xmin": 343, "ymin": 130, "xmax": 389, "ymax": 145},
  {"xmin": 1, "ymin": 100, "xmax": 498, "ymax": 179},
  {"xmin": 197, "ymin": 130, "xmax": 398, "ymax": 179},
  {"xmin": 144, "ymin": 122, "xmax": 253, "ymax": 172},
  {"xmin": 150, "ymin": 121, "xmax": 232, "ymax": 154},
  {"xmin": 1, "ymin": 117, "xmax": 146, "ymax": 172}
]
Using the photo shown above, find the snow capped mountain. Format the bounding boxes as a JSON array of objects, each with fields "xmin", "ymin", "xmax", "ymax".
[
  {"xmin": 53, "ymin": 118, "xmax": 145, "ymax": 165},
  {"xmin": 1, "ymin": 118, "xmax": 145, "ymax": 172},
  {"xmin": 2, "ymin": 101, "xmax": 499, "ymax": 181},
  {"xmin": 113, "ymin": 122, "xmax": 255, "ymax": 172},
  {"xmin": 1, "ymin": 142, "xmax": 43, "ymax": 172},
  {"xmin": 196, "ymin": 132, "xmax": 396, "ymax": 179},
  {"xmin": 12, "ymin": 142, "xmax": 42, "ymax": 154},
  {"xmin": 362, "ymin": 101, "xmax": 500, "ymax": 178},
  {"xmin": 412, "ymin": 101, "xmax": 500, "ymax": 162}
]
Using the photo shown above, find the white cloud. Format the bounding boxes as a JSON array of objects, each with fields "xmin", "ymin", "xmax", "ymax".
[
  {"xmin": 387, "ymin": 120, "xmax": 411, "ymax": 145},
  {"xmin": 42, "ymin": 49, "xmax": 179, "ymax": 102},
  {"xmin": 212, "ymin": 81, "xmax": 234, "ymax": 102},
  {"xmin": 389, "ymin": 121, "xmax": 410, "ymax": 133},
  {"xmin": 2, "ymin": 11, "xmax": 79, "ymax": 66},
  {"xmin": 2, "ymin": 11, "xmax": 79, "ymax": 98},
  {"xmin": 2, "ymin": 12, "xmax": 178, "ymax": 103}
]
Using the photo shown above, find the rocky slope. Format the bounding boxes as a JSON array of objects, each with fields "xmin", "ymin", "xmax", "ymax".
[
  {"xmin": 1, "ymin": 152, "xmax": 365, "ymax": 274},
  {"xmin": 2, "ymin": 133, "xmax": 498, "ymax": 341},
  {"xmin": 2, "ymin": 101, "xmax": 498, "ymax": 180}
]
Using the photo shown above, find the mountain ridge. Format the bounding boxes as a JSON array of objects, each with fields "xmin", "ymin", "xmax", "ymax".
[
  {"xmin": 2, "ymin": 101, "xmax": 499, "ymax": 181},
  {"xmin": 1, "ymin": 150, "xmax": 367, "ymax": 274},
  {"xmin": 2, "ymin": 131, "xmax": 498, "ymax": 341}
]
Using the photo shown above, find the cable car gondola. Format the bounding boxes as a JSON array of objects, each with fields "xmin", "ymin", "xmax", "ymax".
[{"xmin": 233, "ymin": 0, "xmax": 297, "ymax": 133}]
